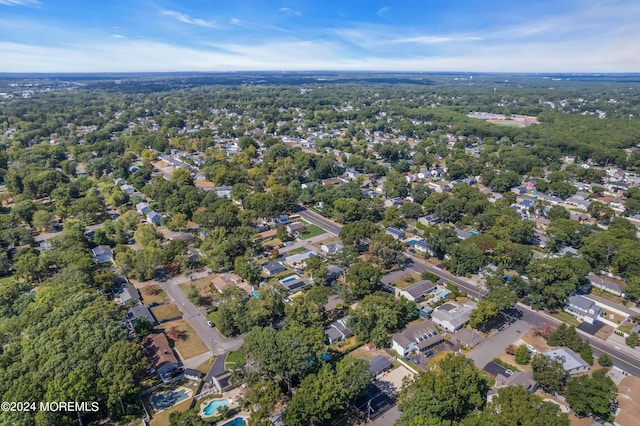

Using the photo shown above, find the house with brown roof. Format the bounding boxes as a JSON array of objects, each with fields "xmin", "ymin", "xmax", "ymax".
[{"xmin": 142, "ymin": 333, "xmax": 180, "ymax": 376}]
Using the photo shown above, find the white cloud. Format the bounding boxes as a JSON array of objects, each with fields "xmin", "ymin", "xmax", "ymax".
[
  {"xmin": 278, "ymin": 7, "xmax": 301, "ymax": 16},
  {"xmin": 395, "ymin": 35, "xmax": 483, "ymax": 44},
  {"xmin": 0, "ymin": 0, "xmax": 39, "ymax": 6},
  {"xmin": 230, "ymin": 18, "xmax": 240, "ymax": 25},
  {"xmin": 161, "ymin": 10, "xmax": 220, "ymax": 29},
  {"xmin": 112, "ymin": 34, "xmax": 125, "ymax": 39},
  {"xmin": 376, "ymin": 6, "xmax": 391, "ymax": 17}
]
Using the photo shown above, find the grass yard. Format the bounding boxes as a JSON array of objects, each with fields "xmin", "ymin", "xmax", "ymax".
[
  {"xmin": 394, "ymin": 272, "xmax": 422, "ymax": 290},
  {"xmin": 549, "ymin": 310, "xmax": 580, "ymax": 327},
  {"xmin": 150, "ymin": 304, "xmax": 182, "ymax": 322},
  {"xmin": 225, "ymin": 349, "xmax": 245, "ymax": 369},
  {"xmin": 194, "ymin": 357, "xmax": 215, "ymax": 375},
  {"xmin": 207, "ymin": 310, "xmax": 221, "ymax": 328},
  {"xmin": 298, "ymin": 224, "xmax": 326, "ymax": 239},
  {"xmin": 287, "ymin": 247, "xmax": 308, "ymax": 255},
  {"xmin": 139, "ymin": 284, "xmax": 168, "ymax": 305},
  {"xmin": 158, "ymin": 319, "xmax": 209, "ymax": 360}
]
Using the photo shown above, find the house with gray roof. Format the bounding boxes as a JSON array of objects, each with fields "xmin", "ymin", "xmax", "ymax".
[
  {"xmin": 116, "ymin": 282, "xmax": 140, "ymax": 305},
  {"xmin": 284, "ymin": 250, "xmax": 316, "ymax": 267},
  {"xmin": 543, "ymin": 348, "xmax": 589, "ymax": 375},
  {"xmin": 262, "ymin": 261, "xmax": 286, "ymax": 276},
  {"xmin": 127, "ymin": 305, "xmax": 157, "ymax": 326},
  {"xmin": 368, "ymin": 355, "xmax": 392, "ymax": 377},
  {"xmin": 431, "ymin": 301, "xmax": 477, "ymax": 332},
  {"xmin": 564, "ymin": 295, "xmax": 602, "ymax": 324},
  {"xmin": 391, "ymin": 319, "xmax": 443, "ymax": 357},
  {"xmin": 587, "ymin": 273, "xmax": 625, "ymax": 297},
  {"xmin": 398, "ymin": 280, "xmax": 436, "ymax": 302},
  {"xmin": 91, "ymin": 245, "xmax": 114, "ymax": 264},
  {"xmin": 324, "ymin": 317, "xmax": 353, "ymax": 344}
]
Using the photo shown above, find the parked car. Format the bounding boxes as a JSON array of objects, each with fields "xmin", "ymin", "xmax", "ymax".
[
  {"xmin": 207, "ymin": 321, "xmax": 214, "ymax": 327},
  {"xmin": 423, "ymin": 351, "xmax": 434, "ymax": 358}
]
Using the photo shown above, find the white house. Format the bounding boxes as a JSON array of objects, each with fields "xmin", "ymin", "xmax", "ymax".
[
  {"xmin": 320, "ymin": 241, "xmax": 344, "ymax": 255},
  {"xmin": 587, "ymin": 273, "xmax": 625, "ymax": 297},
  {"xmin": 391, "ymin": 319, "xmax": 443, "ymax": 357},
  {"xmin": 398, "ymin": 280, "xmax": 436, "ymax": 302},
  {"xmin": 431, "ymin": 301, "xmax": 477, "ymax": 332},
  {"xmin": 543, "ymin": 348, "xmax": 589, "ymax": 375},
  {"xmin": 564, "ymin": 295, "xmax": 602, "ymax": 324}
]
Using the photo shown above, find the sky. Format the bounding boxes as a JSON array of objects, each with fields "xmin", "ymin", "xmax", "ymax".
[{"xmin": 1, "ymin": 0, "xmax": 639, "ymax": 73}]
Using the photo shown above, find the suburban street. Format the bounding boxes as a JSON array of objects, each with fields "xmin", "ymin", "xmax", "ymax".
[
  {"xmin": 298, "ymin": 206, "xmax": 640, "ymax": 376},
  {"xmin": 34, "ymin": 222, "xmax": 106, "ymax": 242},
  {"xmin": 157, "ymin": 270, "xmax": 244, "ymax": 356}
]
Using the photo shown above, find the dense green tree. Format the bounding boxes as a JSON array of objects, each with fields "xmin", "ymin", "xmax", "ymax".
[
  {"xmin": 397, "ymin": 354, "xmax": 489, "ymax": 425},
  {"xmin": 467, "ymin": 385, "xmax": 569, "ymax": 426},
  {"xmin": 531, "ymin": 353, "xmax": 566, "ymax": 393},
  {"xmin": 566, "ymin": 370, "xmax": 617, "ymax": 421},
  {"xmin": 515, "ymin": 344, "xmax": 531, "ymax": 365},
  {"xmin": 345, "ymin": 261, "xmax": 382, "ymax": 299}
]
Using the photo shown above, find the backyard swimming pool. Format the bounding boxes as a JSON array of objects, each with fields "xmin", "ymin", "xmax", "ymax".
[
  {"xmin": 223, "ymin": 417, "xmax": 246, "ymax": 426},
  {"xmin": 280, "ymin": 275, "xmax": 300, "ymax": 284},
  {"xmin": 435, "ymin": 289, "xmax": 451, "ymax": 299},
  {"xmin": 406, "ymin": 238, "xmax": 420, "ymax": 245},
  {"xmin": 202, "ymin": 398, "xmax": 230, "ymax": 417},
  {"xmin": 150, "ymin": 387, "xmax": 191, "ymax": 412}
]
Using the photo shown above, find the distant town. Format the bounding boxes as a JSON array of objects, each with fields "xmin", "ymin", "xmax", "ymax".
[{"xmin": 1, "ymin": 72, "xmax": 639, "ymax": 425}]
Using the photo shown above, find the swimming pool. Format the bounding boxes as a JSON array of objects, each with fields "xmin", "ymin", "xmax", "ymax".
[
  {"xmin": 468, "ymin": 231, "xmax": 478, "ymax": 236},
  {"xmin": 202, "ymin": 398, "xmax": 230, "ymax": 417},
  {"xmin": 280, "ymin": 275, "xmax": 300, "ymax": 284},
  {"xmin": 150, "ymin": 387, "xmax": 191, "ymax": 412},
  {"xmin": 406, "ymin": 238, "xmax": 420, "ymax": 245},
  {"xmin": 250, "ymin": 290, "xmax": 259, "ymax": 298},
  {"xmin": 223, "ymin": 417, "xmax": 246, "ymax": 426},
  {"xmin": 435, "ymin": 289, "xmax": 451, "ymax": 299}
]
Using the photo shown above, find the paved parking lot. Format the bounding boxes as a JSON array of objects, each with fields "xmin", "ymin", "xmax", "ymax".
[{"xmin": 376, "ymin": 365, "xmax": 414, "ymax": 397}]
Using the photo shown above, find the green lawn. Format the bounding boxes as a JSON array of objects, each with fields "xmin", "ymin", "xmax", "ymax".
[
  {"xmin": 207, "ymin": 310, "xmax": 220, "ymax": 328},
  {"xmin": 287, "ymin": 247, "xmax": 308, "ymax": 255},
  {"xmin": 225, "ymin": 349, "xmax": 245, "ymax": 368},
  {"xmin": 299, "ymin": 223, "xmax": 326, "ymax": 239},
  {"xmin": 549, "ymin": 310, "xmax": 580, "ymax": 326}
]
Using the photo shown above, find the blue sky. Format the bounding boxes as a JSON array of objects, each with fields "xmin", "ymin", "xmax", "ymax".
[{"xmin": 1, "ymin": 0, "xmax": 639, "ymax": 72}]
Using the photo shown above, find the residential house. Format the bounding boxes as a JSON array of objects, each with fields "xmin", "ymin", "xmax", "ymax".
[
  {"xmin": 143, "ymin": 333, "xmax": 180, "ymax": 376},
  {"xmin": 114, "ymin": 177, "xmax": 127, "ymax": 186},
  {"xmin": 398, "ymin": 280, "xmax": 436, "ymax": 302},
  {"xmin": 278, "ymin": 275, "xmax": 309, "ymax": 293},
  {"xmin": 564, "ymin": 295, "xmax": 603, "ymax": 324},
  {"xmin": 183, "ymin": 368, "xmax": 204, "ymax": 381},
  {"xmin": 120, "ymin": 184, "xmax": 136, "ymax": 195},
  {"xmin": 587, "ymin": 273, "xmax": 626, "ymax": 297},
  {"xmin": 543, "ymin": 348, "xmax": 589, "ymax": 375},
  {"xmin": 322, "ymin": 177, "xmax": 346, "ymax": 186},
  {"xmin": 262, "ymin": 261, "xmax": 286, "ymax": 276},
  {"xmin": 368, "ymin": 355, "xmax": 392, "ymax": 378},
  {"xmin": 285, "ymin": 250, "xmax": 316, "ymax": 268},
  {"xmin": 136, "ymin": 202, "xmax": 150, "ymax": 215},
  {"xmin": 385, "ymin": 227, "xmax": 406, "ymax": 240},
  {"xmin": 214, "ymin": 186, "xmax": 232, "ymax": 199},
  {"xmin": 146, "ymin": 211, "xmax": 162, "ymax": 225},
  {"xmin": 384, "ymin": 197, "xmax": 403, "ymax": 208},
  {"xmin": 391, "ymin": 319, "xmax": 443, "ymax": 357},
  {"xmin": 320, "ymin": 241, "xmax": 344, "ymax": 255},
  {"xmin": 566, "ymin": 197, "xmax": 591, "ymax": 211},
  {"xmin": 127, "ymin": 305, "xmax": 157, "ymax": 326},
  {"xmin": 495, "ymin": 371, "xmax": 538, "ymax": 393},
  {"xmin": 324, "ymin": 317, "xmax": 353, "ymax": 344},
  {"xmin": 431, "ymin": 301, "xmax": 477, "ymax": 332},
  {"xmin": 418, "ymin": 214, "xmax": 440, "ymax": 227},
  {"xmin": 286, "ymin": 222, "xmax": 306, "ymax": 234},
  {"xmin": 301, "ymin": 181, "xmax": 318, "ymax": 190},
  {"xmin": 454, "ymin": 227, "xmax": 473, "ymax": 240},
  {"xmin": 414, "ymin": 241, "xmax": 433, "ymax": 255},
  {"xmin": 91, "ymin": 245, "xmax": 114, "ymax": 264},
  {"xmin": 116, "ymin": 281, "xmax": 140, "ymax": 305}
]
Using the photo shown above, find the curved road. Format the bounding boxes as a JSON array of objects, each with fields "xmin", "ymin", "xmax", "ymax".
[{"xmin": 297, "ymin": 207, "xmax": 640, "ymax": 376}]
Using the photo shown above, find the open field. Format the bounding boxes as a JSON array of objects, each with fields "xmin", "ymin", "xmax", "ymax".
[
  {"xmin": 138, "ymin": 284, "xmax": 169, "ymax": 305},
  {"xmin": 393, "ymin": 272, "xmax": 422, "ymax": 290},
  {"xmin": 299, "ymin": 223, "xmax": 326, "ymax": 239},
  {"xmin": 158, "ymin": 319, "xmax": 210, "ymax": 360},
  {"xmin": 150, "ymin": 304, "xmax": 182, "ymax": 322}
]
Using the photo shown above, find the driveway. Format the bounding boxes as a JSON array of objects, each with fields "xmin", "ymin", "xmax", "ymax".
[
  {"xmin": 467, "ymin": 319, "xmax": 532, "ymax": 369},
  {"xmin": 157, "ymin": 271, "xmax": 244, "ymax": 356}
]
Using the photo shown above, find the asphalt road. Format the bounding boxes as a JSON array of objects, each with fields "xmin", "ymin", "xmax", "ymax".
[
  {"xmin": 34, "ymin": 222, "xmax": 106, "ymax": 242},
  {"xmin": 158, "ymin": 271, "xmax": 244, "ymax": 356},
  {"xmin": 298, "ymin": 208, "xmax": 341, "ymax": 236},
  {"xmin": 297, "ymin": 206, "xmax": 640, "ymax": 376}
]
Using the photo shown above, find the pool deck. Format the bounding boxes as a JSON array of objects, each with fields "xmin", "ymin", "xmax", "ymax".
[{"xmin": 150, "ymin": 385, "xmax": 193, "ymax": 414}]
